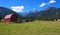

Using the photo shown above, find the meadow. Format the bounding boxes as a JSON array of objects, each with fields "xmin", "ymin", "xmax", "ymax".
[{"xmin": 0, "ymin": 21, "xmax": 60, "ymax": 35}]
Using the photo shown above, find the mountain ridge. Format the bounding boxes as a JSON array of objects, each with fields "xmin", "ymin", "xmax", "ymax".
[{"xmin": 0, "ymin": 7, "xmax": 17, "ymax": 18}]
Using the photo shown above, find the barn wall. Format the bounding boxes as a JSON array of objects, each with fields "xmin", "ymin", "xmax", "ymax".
[
  {"xmin": 4, "ymin": 14, "xmax": 18, "ymax": 23},
  {"xmin": 10, "ymin": 14, "xmax": 18, "ymax": 22}
]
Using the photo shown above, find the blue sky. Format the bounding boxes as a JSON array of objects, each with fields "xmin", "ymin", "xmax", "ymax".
[{"xmin": 0, "ymin": 0, "xmax": 60, "ymax": 13}]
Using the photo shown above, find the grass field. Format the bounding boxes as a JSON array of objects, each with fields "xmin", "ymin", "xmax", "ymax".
[{"xmin": 0, "ymin": 21, "xmax": 60, "ymax": 35}]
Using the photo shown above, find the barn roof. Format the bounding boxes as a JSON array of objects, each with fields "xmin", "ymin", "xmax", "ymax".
[{"xmin": 4, "ymin": 14, "xmax": 13, "ymax": 19}]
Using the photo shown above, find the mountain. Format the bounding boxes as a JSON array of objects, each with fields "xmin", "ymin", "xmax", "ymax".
[
  {"xmin": 39, "ymin": 7, "xmax": 60, "ymax": 21},
  {"xmin": 17, "ymin": 12, "xmax": 28, "ymax": 18},
  {"xmin": 9, "ymin": 7, "xmax": 60, "ymax": 21},
  {"xmin": 27, "ymin": 10, "xmax": 39, "ymax": 17},
  {"xmin": 0, "ymin": 7, "xmax": 17, "ymax": 18}
]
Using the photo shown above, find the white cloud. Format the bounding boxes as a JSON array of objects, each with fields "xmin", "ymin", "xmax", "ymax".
[
  {"xmin": 39, "ymin": 3, "xmax": 46, "ymax": 7},
  {"xmin": 11, "ymin": 6, "xmax": 24, "ymax": 12},
  {"xmin": 49, "ymin": 0, "xmax": 56, "ymax": 3},
  {"xmin": 39, "ymin": 0, "xmax": 56, "ymax": 7}
]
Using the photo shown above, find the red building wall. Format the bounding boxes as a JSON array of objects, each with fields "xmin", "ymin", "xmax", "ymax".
[{"xmin": 4, "ymin": 14, "xmax": 18, "ymax": 23}]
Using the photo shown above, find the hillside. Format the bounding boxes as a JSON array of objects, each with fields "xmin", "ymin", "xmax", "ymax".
[
  {"xmin": 0, "ymin": 7, "xmax": 17, "ymax": 18},
  {"xmin": 19, "ymin": 7, "xmax": 60, "ymax": 21},
  {"xmin": 39, "ymin": 7, "xmax": 60, "ymax": 20}
]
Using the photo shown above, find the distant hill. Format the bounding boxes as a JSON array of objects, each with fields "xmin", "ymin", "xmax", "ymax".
[
  {"xmin": 39, "ymin": 7, "xmax": 60, "ymax": 20},
  {"xmin": 0, "ymin": 7, "xmax": 17, "ymax": 18},
  {"xmin": 27, "ymin": 10, "xmax": 39, "ymax": 16},
  {"xmin": 17, "ymin": 7, "xmax": 60, "ymax": 21},
  {"xmin": 27, "ymin": 7, "xmax": 60, "ymax": 21},
  {"xmin": 1, "ymin": 6, "xmax": 60, "ymax": 21}
]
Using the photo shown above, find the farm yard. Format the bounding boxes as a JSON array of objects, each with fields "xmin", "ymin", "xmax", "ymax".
[{"xmin": 0, "ymin": 21, "xmax": 60, "ymax": 35}]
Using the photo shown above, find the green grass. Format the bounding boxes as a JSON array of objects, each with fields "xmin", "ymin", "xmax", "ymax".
[{"xmin": 0, "ymin": 21, "xmax": 60, "ymax": 35}]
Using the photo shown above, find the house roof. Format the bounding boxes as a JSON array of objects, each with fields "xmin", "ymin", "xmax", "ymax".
[{"xmin": 4, "ymin": 14, "xmax": 13, "ymax": 19}]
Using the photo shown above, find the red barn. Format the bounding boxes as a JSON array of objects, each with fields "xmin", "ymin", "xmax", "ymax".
[{"xmin": 4, "ymin": 13, "xmax": 18, "ymax": 23}]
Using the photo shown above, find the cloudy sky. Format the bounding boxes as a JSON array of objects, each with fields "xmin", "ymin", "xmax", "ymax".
[{"xmin": 0, "ymin": 0, "xmax": 60, "ymax": 13}]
